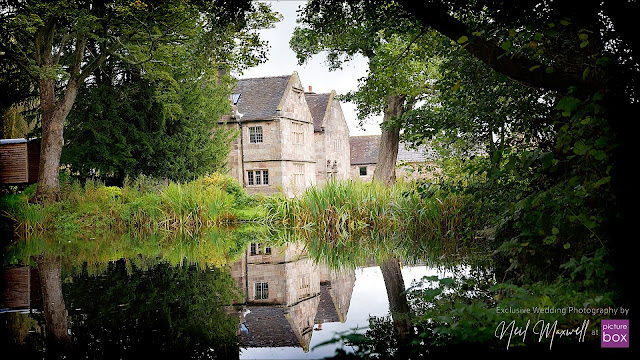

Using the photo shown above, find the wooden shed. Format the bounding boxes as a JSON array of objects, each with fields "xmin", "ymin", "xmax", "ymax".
[{"xmin": 0, "ymin": 138, "xmax": 40, "ymax": 185}]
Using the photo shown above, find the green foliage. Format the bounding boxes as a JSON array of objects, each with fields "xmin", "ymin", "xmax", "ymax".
[
  {"xmin": 326, "ymin": 271, "xmax": 614, "ymax": 357},
  {"xmin": 62, "ymin": 65, "xmax": 237, "ymax": 184},
  {"xmin": 1, "ymin": 0, "xmax": 279, "ymax": 202},
  {"xmin": 291, "ymin": 0, "xmax": 438, "ymax": 124},
  {"xmin": 2, "ymin": 173, "xmax": 246, "ymax": 239},
  {"xmin": 406, "ymin": 273, "xmax": 614, "ymax": 351},
  {"xmin": 61, "ymin": 260, "xmax": 242, "ymax": 358},
  {"xmin": 402, "ymin": 34, "xmax": 554, "ymax": 163}
]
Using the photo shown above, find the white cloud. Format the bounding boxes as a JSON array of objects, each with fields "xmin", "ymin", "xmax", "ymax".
[{"xmin": 238, "ymin": 0, "xmax": 382, "ymax": 135}]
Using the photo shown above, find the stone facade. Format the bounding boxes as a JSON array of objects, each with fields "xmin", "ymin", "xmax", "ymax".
[
  {"xmin": 221, "ymin": 72, "xmax": 350, "ymax": 196},
  {"xmin": 307, "ymin": 91, "xmax": 351, "ymax": 186},
  {"xmin": 230, "ymin": 243, "xmax": 356, "ymax": 351}
]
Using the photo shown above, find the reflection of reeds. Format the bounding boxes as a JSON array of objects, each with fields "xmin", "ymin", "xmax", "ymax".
[
  {"xmin": 2, "ymin": 224, "xmax": 271, "ymax": 274},
  {"xmin": 263, "ymin": 180, "xmax": 481, "ymax": 267}
]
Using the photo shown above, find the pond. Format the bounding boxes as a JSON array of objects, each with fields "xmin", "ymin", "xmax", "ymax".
[{"xmin": 0, "ymin": 226, "xmax": 467, "ymax": 359}]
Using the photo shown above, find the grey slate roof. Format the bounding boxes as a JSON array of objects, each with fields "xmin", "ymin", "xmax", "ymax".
[
  {"xmin": 349, "ymin": 135, "xmax": 381, "ymax": 165},
  {"xmin": 232, "ymin": 74, "xmax": 291, "ymax": 121},
  {"xmin": 349, "ymin": 135, "xmax": 436, "ymax": 165},
  {"xmin": 305, "ymin": 93, "xmax": 332, "ymax": 132},
  {"xmin": 240, "ymin": 306, "xmax": 300, "ymax": 348},
  {"xmin": 314, "ymin": 283, "xmax": 340, "ymax": 324}
]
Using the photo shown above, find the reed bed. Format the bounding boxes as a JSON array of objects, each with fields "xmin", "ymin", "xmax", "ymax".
[
  {"xmin": 263, "ymin": 180, "xmax": 480, "ymax": 263},
  {"xmin": 2, "ymin": 174, "xmax": 245, "ymax": 239}
]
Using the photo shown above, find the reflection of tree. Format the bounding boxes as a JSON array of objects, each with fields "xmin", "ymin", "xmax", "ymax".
[
  {"xmin": 63, "ymin": 260, "xmax": 242, "ymax": 359},
  {"xmin": 379, "ymin": 258, "xmax": 412, "ymax": 350},
  {"xmin": 37, "ymin": 257, "xmax": 72, "ymax": 353}
]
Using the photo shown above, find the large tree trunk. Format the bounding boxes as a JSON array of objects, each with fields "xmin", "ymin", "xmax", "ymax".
[
  {"xmin": 33, "ymin": 80, "xmax": 62, "ymax": 202},
  {"xmin": 31, "ymin": 79, "xmax": 80, "ymax": 203},
  {"xmin": 379, "ymin": 257, "xmax": 412, "ymax": 351},
  {"xmin": 37, "ymin": 257, "xmax": 72, "ymax": 353},
  {"xmin": 373, "ymin": 94, "xmax": 405, "ymax": 186},
  {"xmin": 30, "ymin": 20, "xmax": 86, "ymax": 204}
]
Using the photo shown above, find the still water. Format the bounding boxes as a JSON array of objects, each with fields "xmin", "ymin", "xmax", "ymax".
[{"xmin": 0, "ymin": 231, "xmax": 456, "ymax": 359}]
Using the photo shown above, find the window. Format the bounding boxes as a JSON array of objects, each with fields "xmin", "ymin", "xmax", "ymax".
[
  {"xmin": 247, "ymin": 170, "xmax": 268, "ymax": 186},
  {"xmin": 250, "ymin": 243, "xmax": 271, "ymax": 255},
  {"xmin": 299, "ymin": 276, "xmax": 311, "ymax": 300},
  {"xmin": 255, "ymin": 282, "xmax": 269, "ymax": 300},
  {"xmin": 359, "ymin": 166, "xmax": 367, "ymax": 176},
  {"xmin": 232, "ymin": 93, "xmax": 240, "ymax": 105},
  {"xmin": 292, "ymin": 122, "xmax": 304, "ymax": 144},
  {"xmin": 294, "ymin": 163, "xmax": 305, "ymax": 186},
  {"xmin": 299, "ymin": 276, "xmax": 310, "ymax": 290},
  {"xmin": 249, "ymin": 126, "xmax": 263, "ymax": 143},
  {"xmin": 334, "ymin": 138, "xmax": 342, "ymax": 152}
]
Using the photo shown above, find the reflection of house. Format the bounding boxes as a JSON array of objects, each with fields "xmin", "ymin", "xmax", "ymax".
[
  {"xmin": 349, "ymin": 135, "xmax": 438, "ymax": 182},
  {"xmin": 230, "ymin": 243, "xmax": 355, "ymax": 352},
  {"xmin": 315, "ymin": 267, "xmax": 355, "ymax": 326},
  {"xmin": 0, "ymin": 266, "xmax": 41, "ymax": 311},
  {"xmin": 221, "ymin": 72, "xmax": 350, "ymax": 197}
]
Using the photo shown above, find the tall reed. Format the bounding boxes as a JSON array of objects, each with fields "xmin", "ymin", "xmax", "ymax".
[
  {"xmin": 263, "ymin": 180, "xmax": 479, "ymax": 259},
  {"xmin": 2, "ymin": 173, "xmax": 242, "ymax": 239}
]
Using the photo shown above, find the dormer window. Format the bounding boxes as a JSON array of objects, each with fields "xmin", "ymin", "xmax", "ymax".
[{"xmin": 232, "ymin": 93, "xmax": 240, "ymax": 105}]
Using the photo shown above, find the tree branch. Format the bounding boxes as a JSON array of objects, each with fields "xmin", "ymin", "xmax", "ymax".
[{"xmin": 396, "ymin": 0, "xmax": 589, "ymax": 95}]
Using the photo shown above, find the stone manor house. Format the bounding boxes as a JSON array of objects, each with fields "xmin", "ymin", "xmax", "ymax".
[
  {"xmin": 221, "ymin": 72, "xmax": 350, "ymax": 197},
  {"xmin": 221, "ymin": 71, "xmax": 435, "ymax": 196}
]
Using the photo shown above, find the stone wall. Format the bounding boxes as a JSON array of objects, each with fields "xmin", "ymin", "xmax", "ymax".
[
  {"xmin": 315, "ymin": 97, "xmax": 351, "ymax": 186},
  {"xmin": 225, "ymin": 73, "xmax": 318, "ymax": 197},
  {"xmin": 230, "ymin": 243, "xmax": 355, "ymax": 350},
  {"xmin": 351, "ymin": 164, "xmax": 376, "ymax": 182},
  {"xmin": 351, "ymin": 162, "xmax": 439, "ymax": 182}
]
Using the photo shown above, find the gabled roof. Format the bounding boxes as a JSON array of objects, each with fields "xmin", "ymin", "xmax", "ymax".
[
  {"xmin": 232, "ymin": 74, "xmax": 292, "ymax": 121},
  {"xmin": 314, "ymin": 283, "xmax": 340, "ymax": 324},
  {"xmin": 349, "ymin": 135, "xmax": 437, "ymax": 165},
  {"xmin": 305, "ymin": 92, "xmax": 333, "ymax": 132},
  {"xmin": 239, "ymin": 307, "xmax": 300, "ymax": 348},
  {"xmin": 349, "ymin": 135, "xmax": 380, "ymax": 165}
]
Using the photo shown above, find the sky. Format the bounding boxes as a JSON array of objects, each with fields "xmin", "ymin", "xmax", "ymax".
[{"xmin": 237, "ymin": 0, "xmax": 382, "ymax": 135}]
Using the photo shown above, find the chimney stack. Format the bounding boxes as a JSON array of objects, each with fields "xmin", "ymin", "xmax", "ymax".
[{"xmin": 308, "ymin": 85, "xmax": 313, "ymax": 93}]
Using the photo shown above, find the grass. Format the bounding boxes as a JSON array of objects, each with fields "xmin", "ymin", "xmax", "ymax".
[{"xmin": 1, "ymin": 173, "xmax": 251, "ymax": 239}]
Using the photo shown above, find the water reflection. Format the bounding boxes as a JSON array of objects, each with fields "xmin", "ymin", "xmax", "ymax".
[
  {"xmin": 1, "ymin": 222, "xmax": 464, "ymax": 360},
  {"xmin": 230, "ymin": 242, "xmax": 355, "ymax": 353},
  {"xmin": 1, "ymin": 238, "xmax": 366, "ymax": 359},
  {"xmin": 2, "ymin": 259, "xmax": 243, "ymax": 359}
]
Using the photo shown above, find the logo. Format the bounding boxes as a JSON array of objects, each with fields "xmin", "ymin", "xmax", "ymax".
[{"xmin": 601, "ymin": 319, "xmax": 629, "ymax": 348}]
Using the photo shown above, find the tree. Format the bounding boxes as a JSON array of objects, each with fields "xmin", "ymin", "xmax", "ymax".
[
  {"xmin": 0, "ymin": 0, "xmax": 275, "ymax": 202},
  {"xmin": 403, "ymin": 36, "xmax": 555, "ymax": 172},
  {"xmin": 296, "ymin": 0, "xmax": 637, "ymax": 303},
  {"xmin": 291, "ymin": 1, "xmax": 437, "ymax": 185},
  {"xmin": 37, "ymin": 256, "xmax": 72, "ymax": 354},
  {"xmin": 64, "ymin": 260, "xmax": 242, "ymax": 358},
  {"xmin": 61, "ymin": 56, "xmax": 236, "ymax": 184}
]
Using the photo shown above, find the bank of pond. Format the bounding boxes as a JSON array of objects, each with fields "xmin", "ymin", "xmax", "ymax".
[{"xmin": 0, "ymin": 176, "xmax": 626, "ymax": 358}]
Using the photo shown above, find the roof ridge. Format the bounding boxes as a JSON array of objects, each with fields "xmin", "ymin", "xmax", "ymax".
[{"xmin": 236, "ymin": 74, "xmax": 293, "ymax": 81}]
